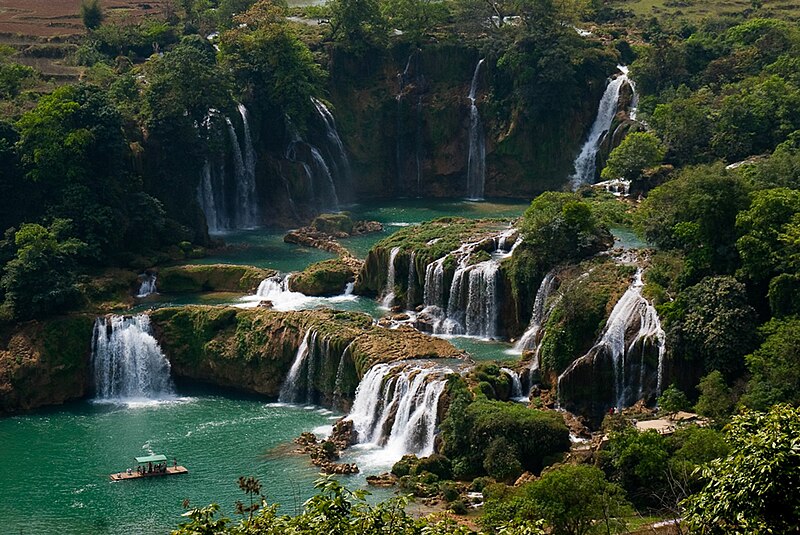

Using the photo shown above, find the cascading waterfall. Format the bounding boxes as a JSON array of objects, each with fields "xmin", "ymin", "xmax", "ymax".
[
  {"xmin": 406, "ymin": 251, "xmax": 417, "ymax": 309},
  {"xmin": 396, "ymin": 51, "xmax": 425, "ymax": 193},
  {"xmin": 382, "ymin": 247, "xmax": 401, "ymax": 308},
  {"xmin": 346, "ymin": 362, "xmax": 449, "ymax": 457},
  {"xmin": 501, "ymin": 367, "xmax": 525, "ymax": 400},
  {"xmin": 137, "ymin": 273, "xmax": 157, "ymax": 298},
  {"xmin": 235, "ymin": 104, "xmax": 259, "ymax": 228},
  {"xmin": 197, "ymin": 105, "xmax": 260, "ymax": 231},
  {"xmin": 466, "ymin": 58, "xmax": 486, "ymax": 201},
  {"xmin": 436, "ymin": 257, "xmax": 499, "ymax": 339},
  {"xmin": 279, "ymin": 331, "xmax": 314, "ymax": 403},
  {"xmin": 285, "ymin": 121, "xmax": 340, "ymax": 211},
  {"xmin": 311, "ymin": 97, "xmax": 352, "ymax": 197},
  {"xmin": 557, "ymin": 269, "xmax": 666, "ymax": 410},
  {"xmin": 570, "ymin": 66, "xmax": 629, "ymax": 188},
  {"xmin": 513, "ymin": 270, "xmax": 560, "ymax": 357},
  {"xmin": 423, "ymin": 257, "xmax": 446, "ymax": 310},
  {"xmin": 92, "ymin": 315, "xmax": 175, "ymax": 400}
]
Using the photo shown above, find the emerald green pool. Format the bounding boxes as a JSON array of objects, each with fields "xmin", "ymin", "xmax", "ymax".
[{"xmin": 0, "ymin": 391, "xmax": 393, "ymax": 535}]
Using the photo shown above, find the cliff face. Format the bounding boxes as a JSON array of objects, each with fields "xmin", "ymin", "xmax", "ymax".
[
  {"xmin": 0, "ymin": 315, "xmax": 94, "ymax": 414},
  {"xmin": 326, "ymin": 43, "xmax": 611, "ymax": 200},
  {"xmin": 148, "ymin": 306, "xmax": 464, "ymax": 410}
]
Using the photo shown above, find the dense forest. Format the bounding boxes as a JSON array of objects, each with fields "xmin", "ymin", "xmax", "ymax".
[{"xmin": 1, "ymin": 0, "xmax": 799, "ymax": 534}]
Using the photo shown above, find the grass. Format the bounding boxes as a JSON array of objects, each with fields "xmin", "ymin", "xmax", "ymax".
[{"xmin": 611, "ymin": 0, "xmax": 800, "ymax": 22}]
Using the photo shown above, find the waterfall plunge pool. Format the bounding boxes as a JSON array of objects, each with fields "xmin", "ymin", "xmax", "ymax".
[{"xmin": 0, "ymin": 388, "xmax": 395, "ymax": 535}]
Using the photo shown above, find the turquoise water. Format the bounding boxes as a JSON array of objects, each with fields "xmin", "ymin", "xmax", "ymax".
[
  {"xmin": 342, "ymin": 198, "xmax": 529, "ymax": 257},
  {"xmin": 443, "ymin": 336, "xmax": 519, "ymax": 363},
  {"xmin": 0, "ymin": 391, "xmax": 394, "ymax": 535},
  {"xmin": 193, "ymin": 229, "xmax": 336, "ymax": 272},
  {"xmin": 611, "ymin": 227, "xmax": 649, "ymax": 250}
]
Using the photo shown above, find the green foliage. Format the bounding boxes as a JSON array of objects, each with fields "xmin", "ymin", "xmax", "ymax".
[
  {"xmin": 0, "ymin": 56, "xmax": 37, "ymax": 99},
  {"xmin": 600, "ymin": 131, "xmax": 666, "ymax": 182},
  {"xmin": 219, "ymin": 2, "xmax": 325, "ymax": 130},
  {"xmin": 441, "ymin": 383, "xmax": 570, "ymax": 481},
  {"xmin": 604, "ymin": 428, "xmax": 670, "ymax": 504},
  {"xmin": 380, "ymin": 0, "xmax": 450, "ymax": 43},
  {"xmin": 80, "ymin": 0, "xmax": 104, "ymax": 30},
  {"xmin": 657, "ymin": 384, "xmax": 690, "ymax": 414},
  {"xmin": 0, "ymin": 220, "xmax": 85, "ymax": 320},
  {"xmin": 661, "ymin": 276, "xmax": 756, "ymax": 379},
  {"xmin": 172, "ymin": 475, "xmax": 530, "ymax": 534},
  {"xmin": 736, "ymin": 188, "xmax": 800, "ymax": 285},
  {"xmin": 740, "ymin": 317, "xmax": 800, "ymax": 410},
  {"xmin": 694, "ymin": 370, "xmax": 734, "ymax": 421},
  {"xmin": 638, "ymin": 163, "xmax": 751, "ymax": 282},
  {"xmin": 682, "ymin": 405, "xmax": 800, "ymax": 535},
  {"xmin": 327, "ymin": 0, "xmax": 388, "ymax": 53},
  {"xmin": 482, "ymin": 465, "xmax": 629, "ymax": 535}
]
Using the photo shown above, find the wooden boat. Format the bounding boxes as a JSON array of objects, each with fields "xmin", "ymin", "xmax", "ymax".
[{"xmin": 110, "ymin": 454, "xmax": 188, "ymax": 481}]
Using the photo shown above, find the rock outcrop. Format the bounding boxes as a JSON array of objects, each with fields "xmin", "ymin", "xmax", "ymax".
[{"xmin": 156, "ymin": 264, "xmax": 275, "ymax": 294}]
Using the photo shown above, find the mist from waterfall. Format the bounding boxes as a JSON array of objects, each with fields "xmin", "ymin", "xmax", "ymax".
[
  {"xmin": 92, "ymin": 315, "xmax": 175, "ymax": 402},
  {"xmin": 346, "ymin": 362, "xmax": 449, "ymax": 460}
]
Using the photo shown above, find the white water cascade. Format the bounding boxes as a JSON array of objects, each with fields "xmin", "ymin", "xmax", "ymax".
[
  {"xmin": 346, "ymin": 362, "xmax": 449, "ymax": 458},
  {"xmin": 406, "ymin": 251, "xmax": 417, "ymax": 309},
  {"xmin": 285, "ymin": 121, "xmax": 340, "ymax": 211},
  {"xmin": 92, "ymin": 315, "xmax": 175, "ymax": 401},
  {"xmin": 557, "ymin": 269, "xmax": 666, "ymax": 409},
  {"xmin": 570, "ymin": 66, "xmax": 629, "ymax": 188},
  {"xmin": 466, "ymin": 58, "xmax": 486, "ymax": 200},
  {"xmin": 312, "ymin": 97, "xmax": 352, "ymax": 196},
  {"xmin": 278, "ymin": 330, "xmax": 317, "ymax": 404},
  {"xmin": 500, "ymin": 367, "xmax": 525, "ymax": 400},
  {"xmin": 137, "ymin": 273, "xmax": 157, "ymax": 298},
  {"xmin": 235, "ymin": 104, "xmax": 259, "ymax": 228},
  {"xmin": 381, "ymin": 247, "xmax": 401, "ymax": 308},
  {"xmin": 423, "ymin": 257, "xmax": 446, "ymax": 310},
  {"xmin": 513, "ymin": 270, "xmax": 560, "ymax": 360}
]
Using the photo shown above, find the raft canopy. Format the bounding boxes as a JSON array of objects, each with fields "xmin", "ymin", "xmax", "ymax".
[{"xmin": 135, "ymin": 454, "xmax": 168, "ymax": 464}]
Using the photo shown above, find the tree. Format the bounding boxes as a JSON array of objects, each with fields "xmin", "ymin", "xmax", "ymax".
[
  {"xmin": 662, "ymin": 276, "xmax": 757, "ymax": 379},
  {"xmin": 600, "ymin": 131, "xmax": 665, "ymax": 182},
  {"xmin": 0, "ymin": 220, "xmax": 85, "ymax": 319},
  {"xmin": 380, "ymin": 0, "xmax": 449, "ymax": 43},
  {"xmin": 327, "ymin": 0, "xmax": 388, "ymax": 52},
  {"xmin": 604, "ymin": 428, "xmax": 670, "ymax": 505},
  {"xmin": 638, "ymin": 163, "xmax": 751, "ymax": 282},
  {"xmin": 736, "ymin": 188, "xmax": 800, "ymax": 284},
  {"xmin": 740, "ymin": 317, "xmax": 800, "ymax": 410},
  {"xmin": 657, "ymin": 384, "xmax": 690, "ymax": 414},
  {"xmin": 527, "ymin": 464, "xmax": 630, "ymax": 535},
  {"xmin": 682, "ymin": 405, "xmax": 800, "ymax": 535},
  {"xmin": 694, "ymin": 371, "xmax": 733, "ymax": 421},
  {"xmin": 80, "ymin": 0, "xmax": 104, "ymax": 30}
]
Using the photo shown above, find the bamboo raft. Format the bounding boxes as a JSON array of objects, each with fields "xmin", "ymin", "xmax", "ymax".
[{"xmin": 110, "ymin": 454, "xmax": 188, "ymax": 481}]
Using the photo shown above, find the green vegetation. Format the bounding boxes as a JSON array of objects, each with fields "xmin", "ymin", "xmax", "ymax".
[
  {"xmin": 156, "ymin": 264, "xmax": 274, "ymax": 294},
  {"xmin": 289, "ymin": 258, "xmax": 354, "ymax": 296},
  {"xmin": 600, "ymin": 131, "xmax": 665, "ymax": 182}
]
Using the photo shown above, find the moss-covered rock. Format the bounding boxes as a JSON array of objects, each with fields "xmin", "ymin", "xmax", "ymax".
[
  {"xmin": 148, "ymin": 306, "xmax": 464, "ymax": 407},
  {"xmin": 0, "ymin": 314, "xmax": 94, "ymax": 413},
  {"xmin": 288, "ymin": 258, "xmax": 359, "ymax": 296},
  {"xmin": 156, "ymin": 264, "xmax": 275, "ymax": 294},
  {"xmin": 312, "ymin": 213, "xmax": 355, "ymax": 236},
  {"xmin": 538, "ymin": 259, "xmax": 635, "ymax": 378},
  {"xmin": 355, "ymin": 217, "xmax": 511, "ymax": 300}
]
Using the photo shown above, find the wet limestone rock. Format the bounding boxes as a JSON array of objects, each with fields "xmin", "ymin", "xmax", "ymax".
[
  {"xmin": 156, "ymin": 264, "xmax": 275, "ymax": 294},
  {"xmin": 288, "ymin": 257, "xmax": 362, "ymax": 296},
  {"xmin": 0, "ymin": 315, "xmax": 94, "ymax": 413}
]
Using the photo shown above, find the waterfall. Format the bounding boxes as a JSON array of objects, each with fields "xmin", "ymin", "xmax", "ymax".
[
  {"xmin": 513, "ymin": 270, "xmax": 560, "ymax": 357},
  {"xmin": 92, "ymin": 315, "xmax": 175, "ymax": 401},
  {"xmin": 395, "ymin": 51, "xmax": 425, "ymax": 194},
  {"xmin": 570, "ymin": 66, "xmax": 629, "ymax": 188},
  {"xmin": 279, "ymin": 331, "xmax": 313, "ymax": 403},
  {"xmin": 311, "ymin": 97, "xmax": 352, "ymax": 196},
  {"xmin": 435, "ymin": 258, "xmax": 499, "ymax": 339},
  {"xmin": 466, "ymin": 58, "xmax": 486, "ymax": 201},
  {"xmin": 406, "ymin": 251, "xmax": 417, "ymax": 309},
  {"xmin": 423, "ymin": 257, "xmax": 446, "ymax": 310},
  {"xmin": 557, "ymin": 269, "xmax": 666, "ymax": 409},
  {"xmin": 501, "ymin": 368, "xmax": 525, "ymax": 400},
  {"xmin": 382, "ymin": 247, "xmax": 401, "ymax": 308},
  {"xmin": 285, "ymin": 120, "xmax": 340, "ymax": 211},
  {"xmin": 235, "ymin": 104, "xmax": 259, "ymax": 228},
  {"xmin": 197, "ymin": 105, "xmax": 259, "ymax": 232},
  {"xmin": 346, "ymin": 362, "xmax": 449, "ymax": 457},
  {"xmin": 137, "ymin": 273, "xmax": 157, "ymax": 298}
]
